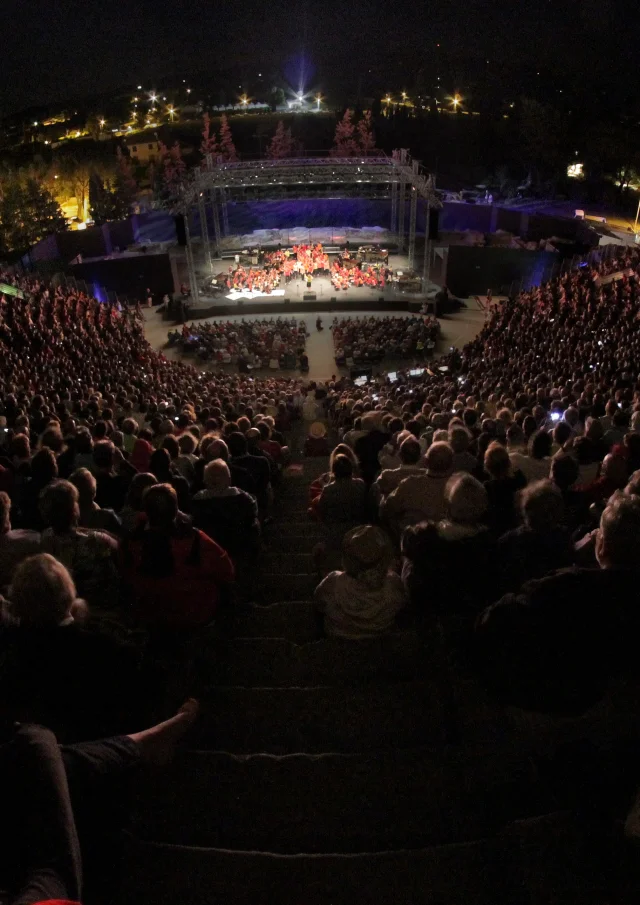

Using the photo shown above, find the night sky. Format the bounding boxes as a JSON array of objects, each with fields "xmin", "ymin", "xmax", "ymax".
[{"xmin": 2, "ymin": 0, "xmax": 638, "ymax": 115}]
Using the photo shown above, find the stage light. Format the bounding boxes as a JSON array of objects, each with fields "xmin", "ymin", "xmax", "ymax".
[
  {"xmin": 33, "ymin": 121, "xmax": 38, "ymax": 126},
  {"xmin": 137, "ymin": 85, "xmax": 142, "ymax": 89},
  {"xmin": 316, "ymin": 93, "xmax": 322, "ymax": 110}
]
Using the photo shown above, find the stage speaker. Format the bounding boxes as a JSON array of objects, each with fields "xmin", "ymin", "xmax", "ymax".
[
  {"xmin": 174, "ymin": 215, "xmax": 187, "ymax": 247},
  {"xmin": 428, "ymin": 208, "xmax": 440, "ymax": 240},
  {"xmin": 303, "ymin": 292, "xmax": 317, "ymax": 301}
]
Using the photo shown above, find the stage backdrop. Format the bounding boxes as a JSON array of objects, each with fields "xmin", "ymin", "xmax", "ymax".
[{"xmin": 446, "ymin": 246, "xmax": 558, "ymax": 297}]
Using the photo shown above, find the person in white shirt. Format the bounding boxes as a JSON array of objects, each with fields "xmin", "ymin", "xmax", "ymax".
[{"xmin": 314, "ymin": 525, "xmax": 406, "ymax": 639}]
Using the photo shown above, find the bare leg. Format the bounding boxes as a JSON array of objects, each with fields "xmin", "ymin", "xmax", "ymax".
[{"xmin": 127, "ymin": 698, "xmax": 200, "ymax": 766}]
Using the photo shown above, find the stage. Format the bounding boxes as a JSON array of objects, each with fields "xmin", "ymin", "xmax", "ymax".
[{"xmin": 170, "ymin": 247, "xmax": 440, "ymax": 318}]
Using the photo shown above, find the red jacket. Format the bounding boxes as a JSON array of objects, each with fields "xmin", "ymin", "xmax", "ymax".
[{"xmin": 123, "ymin": 526, "xmax": 234, "ymax": 628}]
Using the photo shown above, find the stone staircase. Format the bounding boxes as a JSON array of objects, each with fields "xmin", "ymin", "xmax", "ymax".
[{"xmin": 121, "ymin": 454, "xmax": 636, "ymax": 905}]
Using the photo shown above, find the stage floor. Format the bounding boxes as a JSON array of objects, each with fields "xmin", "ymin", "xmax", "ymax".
[{"xmin": 189, "ymin": 253, "xmax": 435, "ymax": 315}]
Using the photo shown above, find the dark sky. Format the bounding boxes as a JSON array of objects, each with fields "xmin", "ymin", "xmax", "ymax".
[{"xmin": 2, "ymin": 0, "xmax": 638, "ymax": 115}]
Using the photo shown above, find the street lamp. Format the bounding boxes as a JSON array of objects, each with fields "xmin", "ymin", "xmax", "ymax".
[
  {"xmin": 148, "ymin": 92, "xmax": 158, "ymax": 105},
  {"xmin": 450, "ymin": 93, "xmax": 462, "ymax": 109},
  {"xmin": 315, "ymin": 93, "xmax": 322, "ymax": 111},
  {"xmin": 99, "ymin": 118, "xmax": 106, "ymax": 129},
  {"xmin": 240, "ymin": 94, "xmax": 249, "ymax": 112},
  {"xmin": 167, "ymin": 105, "xmax": 177, "ymax": 122}
]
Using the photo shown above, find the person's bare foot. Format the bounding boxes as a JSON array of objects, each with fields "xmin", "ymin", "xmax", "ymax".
[{"xmin": 128, "ymin": 698, "xmax": 200, "ymax": 766}]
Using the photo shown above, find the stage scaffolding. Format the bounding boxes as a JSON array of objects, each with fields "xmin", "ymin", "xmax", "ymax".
[{"xmin": 171, "ymin": 149, "xmax": 441, "ymax": 303}]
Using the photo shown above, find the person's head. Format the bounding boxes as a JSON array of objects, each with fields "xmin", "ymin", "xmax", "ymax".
[
  {"xmin": 341, "ymin": 525, "xmax": 392, "ymax": 588},
  {"xmin": 399, "ymin": 436, "xmax": 421, "ymax": 465},
  {"xmin": 331, "ymin": 453, "xmax": 354, "ymax": 480},
  {"xmin": 178, "ymin": 432, "xmax": 198, "ymax": 456},
  {"xmin": 596, "ymin": 495, "xmax": 640, "ymax": 569},
  {"xmin": 520, "ymin": 480, "xmax": 565, "ymax": 533},
  {"xmin": 227, "ymin": 431, "xmax": 248, "ymax": 457},
  {"xmin": 75, "ymin": 429, "xmax": 93, "ymax": 455},
  {"xmin": 203, "ymin": 458, "xmax": 231, "ymax": 492},
  {"xmin": 161, "ymin": 435, "xmax": 180, "ymax": 460},
  {"xmin": 143, "ymin": 483, "xmax": 178, "ymax": 530},
  {"xmin": 122, "ymin": 417, "xmax": 138, "ymax": 437},
  {"xmin": 601, "ymin": 453, "xmax": 628, "ymax": 489},
  {"xmin": 0, "ymin": 491, "xmax": 11, "ymax": 534},
  {"xmin": 39, "ymin": 480, "xmax": 79, "ymax": 533},
  {"xmin": 10, "ymin": 433, "xmax": 30, "ymax": 460},
  {"xmin": 425, "ymin": 441, "xmax": 454, "ymax": 477},
  {"xmin": 329, "ymin": 443, "xmax": 357, "ymax": 472},
  {"xmin": 125, "ymin": 472, "xmax": 157, "ymax": 511},
  {"xmin": 69, "ymin": 468, "xmax": 97, "ymax": 505},
  {"xmin": 625, "ymin": 470, "xmax": 640, "ymax": 498},
  {"xmin": 529, "ymin": 429, "xmax": 552, "ymax": 460},
  {"xmin": 30, "ymin": 447, "xmax": 58, "ymax": 486},
  {"xmin": 39, "ymin": 426, "xmax": 64, "ymax": 454},
  {"xmin": 149, "ymin": 447, "xmax": 172, "ymax": 479},
  {"xmin": 444, "ymin": 472, "xmax": 488, "ymax": 525},
  {"xmin": 9, "ymin": 554, "xmax": 77, "ymax": 625},
  {"xmin": 553, "ymin": 421, "xmax": 572, "ymax": 449},
  {"xmin": 484, "ymin": 441, "xmax": 511, "ymax": 479},
  {"xmin": 448, "ymin": 426, "xmax": 472, "ymax": 455},
  {"xmin": 92, "ymin": 439, "xmax": 115, "ymax": 472},
  {"xmin": 550, "ymin": 453, "xmax": 579, "ymax": 490}
]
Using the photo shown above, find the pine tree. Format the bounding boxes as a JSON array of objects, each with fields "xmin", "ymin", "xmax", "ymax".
[
  {"xmin": 266, "ymin": 121, "xmax": 289, "ymax": 159},
  {"xmin": 219, "ymin": 114, "xmax": 238, "ymax": 162},
  {"xmin": 356, "ymin": 110, "xmax": 377, "ymax": 156},
  {"xmin": 200, "ymin": 112, "xmax": 218, "ymax": 160},
  {"xmin": 330, "ymin": 109, "xmax": 359, "ymax": 157},
  {"xmin": 0, "ymin": 177, "xmax": 66, "ymax": 254}
]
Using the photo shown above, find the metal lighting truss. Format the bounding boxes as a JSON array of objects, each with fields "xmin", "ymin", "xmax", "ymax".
[{"xmin": 175, "ymin": 150, "xmax": 440, "ymax": 302}]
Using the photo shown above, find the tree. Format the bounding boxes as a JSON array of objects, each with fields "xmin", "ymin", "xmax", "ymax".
[
  {"xmin": 267, "ymin": 121, "xmax": 292, "ymax": 159},
  {"xmin": 330, "ymin": 109, "xmax": 359, "ymax": 157},
  {"xmin": 0, "ymin": 177, "xmax": 66, "ymax": 255},
  {"xmin": 269, "ymin": 87, "xmax": 285, "ymax": 111},
  {"xmin": 356, "ymin": 110, "xmax": 377, "ymax": 155},
  {"xmin": 200, "ymin": 112, "xmax": 218, "ymax": 160},
  {"xmin": 218, "ymin": 114, "xmax": 238, "ymax": 162}
]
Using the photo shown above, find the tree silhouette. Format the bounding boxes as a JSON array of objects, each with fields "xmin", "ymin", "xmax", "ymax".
[
  {"xmin": 357, "ymin": 110, "xmax": 377, "ymax": 155},
  {"xmin": 330, "ymin": 109, "xmax": 359, "ymax": 157},
  {"xmin": 200, "ymin": 112, "xmax": 218, "ymax": 160},
  {"xmin": 219, "ymin": 114, "xmax": 238, "ymax": 162},
  {"xmin": 267, "ymin": 121, "xmax": 291, "ymax": 158},
  {"xmin": 0, "ymin": 178, "xmax": 66, "ymax": 255}
]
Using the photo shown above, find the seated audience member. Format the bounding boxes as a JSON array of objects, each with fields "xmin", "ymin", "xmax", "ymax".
[
  {"xmin": 572, "ymin": 436, "xmax": 601, "ymax": 485},
  {"xmin": 93, "ymin": 440, "xmax": 130, "ymax": 513},
  {"xmin": 257, "ymin": 420, "xmax": 285, "ymax": 463},
  {"xmin": 174, "ymin": 432, "xmax": 200, "ymax": 482},
  {"xmin": 475, "ymin": 495, "xmax": 640, "ymax": 715},
  {"xmin": 18, "ymin": 447, "xmax": 58, "ymax": 530},
  {"xmin": 195, "ymin": 436, "xmax": 257, "ymax": 498},
  {"xmin": 374, "ymin": 436, "xmax": 425, "ymax": 501},
  {"xmin": 149, "ymin": 448, "xmax": 191, "ymax": 514},
  {"xmin": 191, "ymin": 459, "xmax": 260, "ymax": 559},
  {"xmin": 511, "ymin": 429, "xmax": 553, "ymax": 483},
  {"xmin": 0, "ymin": 553, "xmax": 139, "ymax": 741},
  {"xmin": 402, "ymin": 473, "xmax": 496, "ymax": 631},
  {"xmin": 119, "ymin": 472, "xmax": 157, "ymax": 535},
  {"xmin": 576, "ymin": 451, "xmax": 628, "ymax": 506},
  {"xmin": 130, "ymin": 437, "xmax": 153, "ymax": 473},
  {"xmin": 483, "ymin": 441, "xmax": 527, "ymax": 535},
  {"xmin": 497, "ymin": 480, "xmax": 573, "ymax": 592},
  {"xmin": 449, "ymin": 426, "xmax": 478, "ymax": 474},
  {"xmin": 304, "ymin": 421, "xmax": 330, "ymax": 457},
  {"xmin": 314, "ymin": 525, "xmax": 406, "ymax": 639},
  {"xmin": 549, "ymin": 453, "xmax": 589, "ymax": 531},
  {"xmin": 39, "ymin": 480, "xmax": 119, "ymax": 613},
  {"xmin": 0, "ymin": 491, "xmax": 41, "ymax": 592},
  {"xmin": 316, "ymin": 454, "xmax": 368, "ymax": 529},
  {"xmin": 70, "ymin": 468, "xmax": 122, "ymax": 536},
  {"xmin": 354, "ymin": 413, "xmax": 389, "ymax": 485},
  {"xmin": 381, "ymin": 441, "xmax": 454, "ymax": 532},
  {"xmin": 123, "ymin": 483, "xmax": 234, "ymax": 629},
  {"xmin": 227, "ymin": 431, "xmax": 271, "ymax": 510}
]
